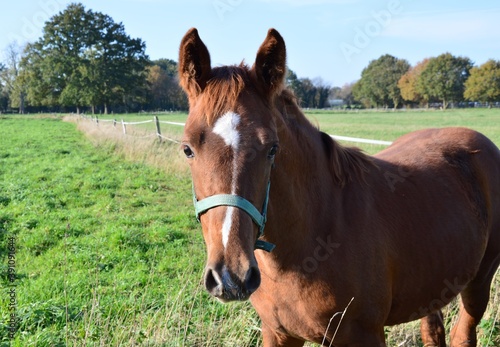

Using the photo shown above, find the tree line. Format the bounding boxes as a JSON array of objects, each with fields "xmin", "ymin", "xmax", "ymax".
[
  {"xmin": 0, "ymin": 3, "xmax": 187, "ymax": 114},
  {"xmin": 1, "ymin": 3, "xmax": 499, "ymax": 114},
  {"xmin": 353, "ymin": 54, "xmax": 500, "ymax": 109}
]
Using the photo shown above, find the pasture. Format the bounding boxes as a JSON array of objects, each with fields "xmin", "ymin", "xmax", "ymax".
[{"xmin": 0, "ymin": 109, "xmax": 499, "ymax": 346}]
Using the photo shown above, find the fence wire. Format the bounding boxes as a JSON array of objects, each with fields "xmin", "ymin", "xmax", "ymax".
[{"xmin": 77, "ymin": 114, "xmax": 393, "ymax": 146}]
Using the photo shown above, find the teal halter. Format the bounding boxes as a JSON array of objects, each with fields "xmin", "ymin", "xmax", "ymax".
[{"xmin": 193, "ymin": 181, "xmax": 276, "ymax": 252}]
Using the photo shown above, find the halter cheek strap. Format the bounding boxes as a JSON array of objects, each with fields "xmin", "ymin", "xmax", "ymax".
[{"xmin": 193, "ymin": 181, "xmax": 276, "ymax": 252}]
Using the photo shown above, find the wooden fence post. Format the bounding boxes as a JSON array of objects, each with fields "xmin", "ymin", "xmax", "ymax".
[
  {"xmin": 154, "ymin": 116, "xmax": 162, "ymax": 143},
  {"xmin": 121, "ymin": 119, "xmax": 126, "ymax": 135}
]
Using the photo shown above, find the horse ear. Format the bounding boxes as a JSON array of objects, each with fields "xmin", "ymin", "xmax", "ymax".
[
  {"xmin": 253, "ymin": 28, "xmax": 287, "ymax": 96},
  {"xmin": 178, "ymin": 28, "xmax": 212, "ymax": 98}
]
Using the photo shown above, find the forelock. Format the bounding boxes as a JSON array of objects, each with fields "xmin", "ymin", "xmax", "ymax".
[{"xmin": 199, "ymin": 64, "xmax": 250, "ymax": 125}]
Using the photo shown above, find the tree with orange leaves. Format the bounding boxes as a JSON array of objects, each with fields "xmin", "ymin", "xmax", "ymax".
[{"xmin": 398, "ymin": 58, "xmax": 430, "ymax": 108}]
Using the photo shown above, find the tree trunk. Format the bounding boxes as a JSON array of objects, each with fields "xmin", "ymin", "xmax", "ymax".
[
  {"xmin": 19, "ymin": 92, "xmax": 25, "ymax": 114},
  {"xmin": 104, "ymin": 103, "xmax": 108, "ymax": 115}
]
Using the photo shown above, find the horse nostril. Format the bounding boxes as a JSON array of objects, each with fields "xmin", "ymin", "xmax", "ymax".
[
  {"xmin": 244, "ymin": 266, "xmax": 261, "ymax": 295},
  {"xmin": 204, "ymin": 267, "xmax": 223, "ymax": 297},
  {"xmin": 204, "ymin": 265, "xmax": 260, "ymax": 300}
]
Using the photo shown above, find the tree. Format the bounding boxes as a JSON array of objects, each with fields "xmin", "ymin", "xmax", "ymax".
[
  {"xmin": 336, "ymin": 82, "xmax": 357, "ymax": 107},
  {"xmin": 329, "ymin": 86, "xmax": 342, "ymax": 99},
  {"xmin": 148, "ymin": 59, "xmax": 188, "ymax": 110},
  {"xmin": 312, "ymin": 78, "xmax": 331, "ymax": 109},
  {"xmin": 418, "ymin": 53, "xmax": 472, "ymax": 109},
  {"xmin": 464, "ymin": 59, "xmax": 500, "ymax": 106},
  {"xmin": 297, "ymin": 78, "xmax": 316, "ymax": 107},
  {"xmin": 352, "ymin": 78, "xmax": 369, "ymax": 108},
  {"xmin": 0, "ymin": 43, "xmax": 26, "ymax": 113},
  {"xmin": 353, "ymin": 54, "xmax": 410, "ymax": 108},
  {"xmin": 398, "ymin": 58, "xmax": 431, "ymax": 107},
  {"xmin": 147, "ymin": 61, "xmax": 187, "ymax": 111},
  {"xmin": 147, "ymin": 65, "xmax": 168, "ymax": 110},
  {"xmin": 18, "ymin": 43, "xmax": 56, "ymax": 109},
  {"xmin": 19, "ymin": 3, "xmax": 149, "ymax": 113},
  {"xmin": 0, "ymin": 90, "xmax": 7, "ymax": 112},
  {"xmin": 154, "ymin": 58, "xmax": 179, "ymax": 77},
  {"xmin": 286, "ymin": 69, "xmax": 332, "ymax": 108},
  {"xmin": 286, "ymin": 68, "xmax": 301, "ymax": 95},
  {"xmin": 0, "ymin": 63, "xmax": 8, "ymax": 112}
]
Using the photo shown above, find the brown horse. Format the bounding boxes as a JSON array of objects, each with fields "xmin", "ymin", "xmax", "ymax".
[{"xmin": 178, "ymin": 28, "xmax": 500, "ymax": 346}]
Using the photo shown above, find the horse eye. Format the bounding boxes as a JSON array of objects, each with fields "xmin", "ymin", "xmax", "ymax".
[
  {"xmin": 268, "ymin": 144, "xmax": 279, "ymax": 159},
  {"xmin": 183, "ymin": 145, "xmax": 194, "ymax": 158}
]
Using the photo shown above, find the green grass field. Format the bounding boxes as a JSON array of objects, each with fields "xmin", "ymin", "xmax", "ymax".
[{"xmin": 1, "ymin": 109, "xmax": 499, "ymax": 346}]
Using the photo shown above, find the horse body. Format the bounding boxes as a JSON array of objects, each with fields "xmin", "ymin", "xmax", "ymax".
[
  {"xmin": 251, "ymin": 99, "xmax": 500, "ymax": 345},
  {"xmin": 254, "ymin": 118, "xmax": 500, "ymax": 344},
  {"xmin": 178, "ymin": 27, "xmax": 500, "ymax": 346}
]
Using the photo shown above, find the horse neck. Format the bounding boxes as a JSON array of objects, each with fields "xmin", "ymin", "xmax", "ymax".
[{"xmin": 264, "ymin": 98, "xmax": 341, "ymax": 262}]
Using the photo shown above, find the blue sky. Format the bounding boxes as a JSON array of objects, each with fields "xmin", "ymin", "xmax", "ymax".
[{"xmin": 1, "ymin": 0, "xmax": 499, "ymax": 86}]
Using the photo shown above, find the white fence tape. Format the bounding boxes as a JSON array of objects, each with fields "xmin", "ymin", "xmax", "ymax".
[
  {"xmin": 330, "ymin": 135, "xmax": 392, "ymax": 146},
  {"xmin": 123, "ymin": 120, "xmax": 154, "ymax": 125},
  {"xmin": 156, "ymin": 120, "xmax": 393, "ymax": 146},
  {"xmin": 159, "ymin": 121, "xmax": 186, "ymax": 126}
]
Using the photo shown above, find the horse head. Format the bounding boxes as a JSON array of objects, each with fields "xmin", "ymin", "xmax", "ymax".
[{"xmin": 178, "ymin": 28, "xmax": 286, "ymax": 301}]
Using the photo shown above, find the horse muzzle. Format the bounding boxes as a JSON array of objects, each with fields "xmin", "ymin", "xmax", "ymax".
[{"xmin": 204, "ymin": 264, "xmax": 261, "ymax": 302}]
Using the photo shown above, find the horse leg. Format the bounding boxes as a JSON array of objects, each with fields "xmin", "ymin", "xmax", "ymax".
[
  {"xmin": 261, "ymin": 324, "xmax": 305, "ymax": 347},
  {"xmin": 338, "ymin": 334, "xmax": 387, "ymax": 347},
  {"xmin": 331, "ymin": 326, "xmax": 387, "ymax": 347},
  {"xmin": 420, "ymin": 310, "xmax": 446, "ymax": 347},
  {"xmin": 449, "ymin": 247, "xmax": 500, "ymax": 347}
]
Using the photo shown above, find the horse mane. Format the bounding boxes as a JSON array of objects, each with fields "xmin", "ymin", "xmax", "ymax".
[
  {"xmin": 201, "ymin": 64, "xmax": 248, "ymax": 125},
  {"xmin": 276, "ymin": 89, "xmax": 374, "ymax": 186},
  {"xmin": 319, "ymin": 131, "xmax": 374, "ymax": 186}
]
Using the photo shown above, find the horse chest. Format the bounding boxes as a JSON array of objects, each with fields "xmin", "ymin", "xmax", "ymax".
[{"xmin": 251, "ymin": 274, "xmax": 342, "ymax": 342}]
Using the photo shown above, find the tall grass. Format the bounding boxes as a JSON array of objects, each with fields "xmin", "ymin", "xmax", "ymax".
[{"xmin": 67, "ymin": 115, "xmax": 188, "ymax": 176}]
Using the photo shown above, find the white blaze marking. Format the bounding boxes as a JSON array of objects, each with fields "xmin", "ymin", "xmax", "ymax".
[
  {"xmin": 212, "ymin": 111, "xmax": 241, "ymax": 249},
  {"xmin": 221, "ymin": 207, "xmax": 235, "ymax": 248},
  {"xmin": 213, "ymin": 111, "xmax": 241, "ymax": 150}
]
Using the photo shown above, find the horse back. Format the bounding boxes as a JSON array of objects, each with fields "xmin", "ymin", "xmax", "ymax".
[{"xmin": 376, "ymin": 127, "xmax": 500, "ymax": 227}]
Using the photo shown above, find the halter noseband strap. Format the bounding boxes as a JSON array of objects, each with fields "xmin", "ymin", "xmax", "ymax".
[{"xmin": 193, "ymin": 181, "xmax": 276, "ymax": 252}]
